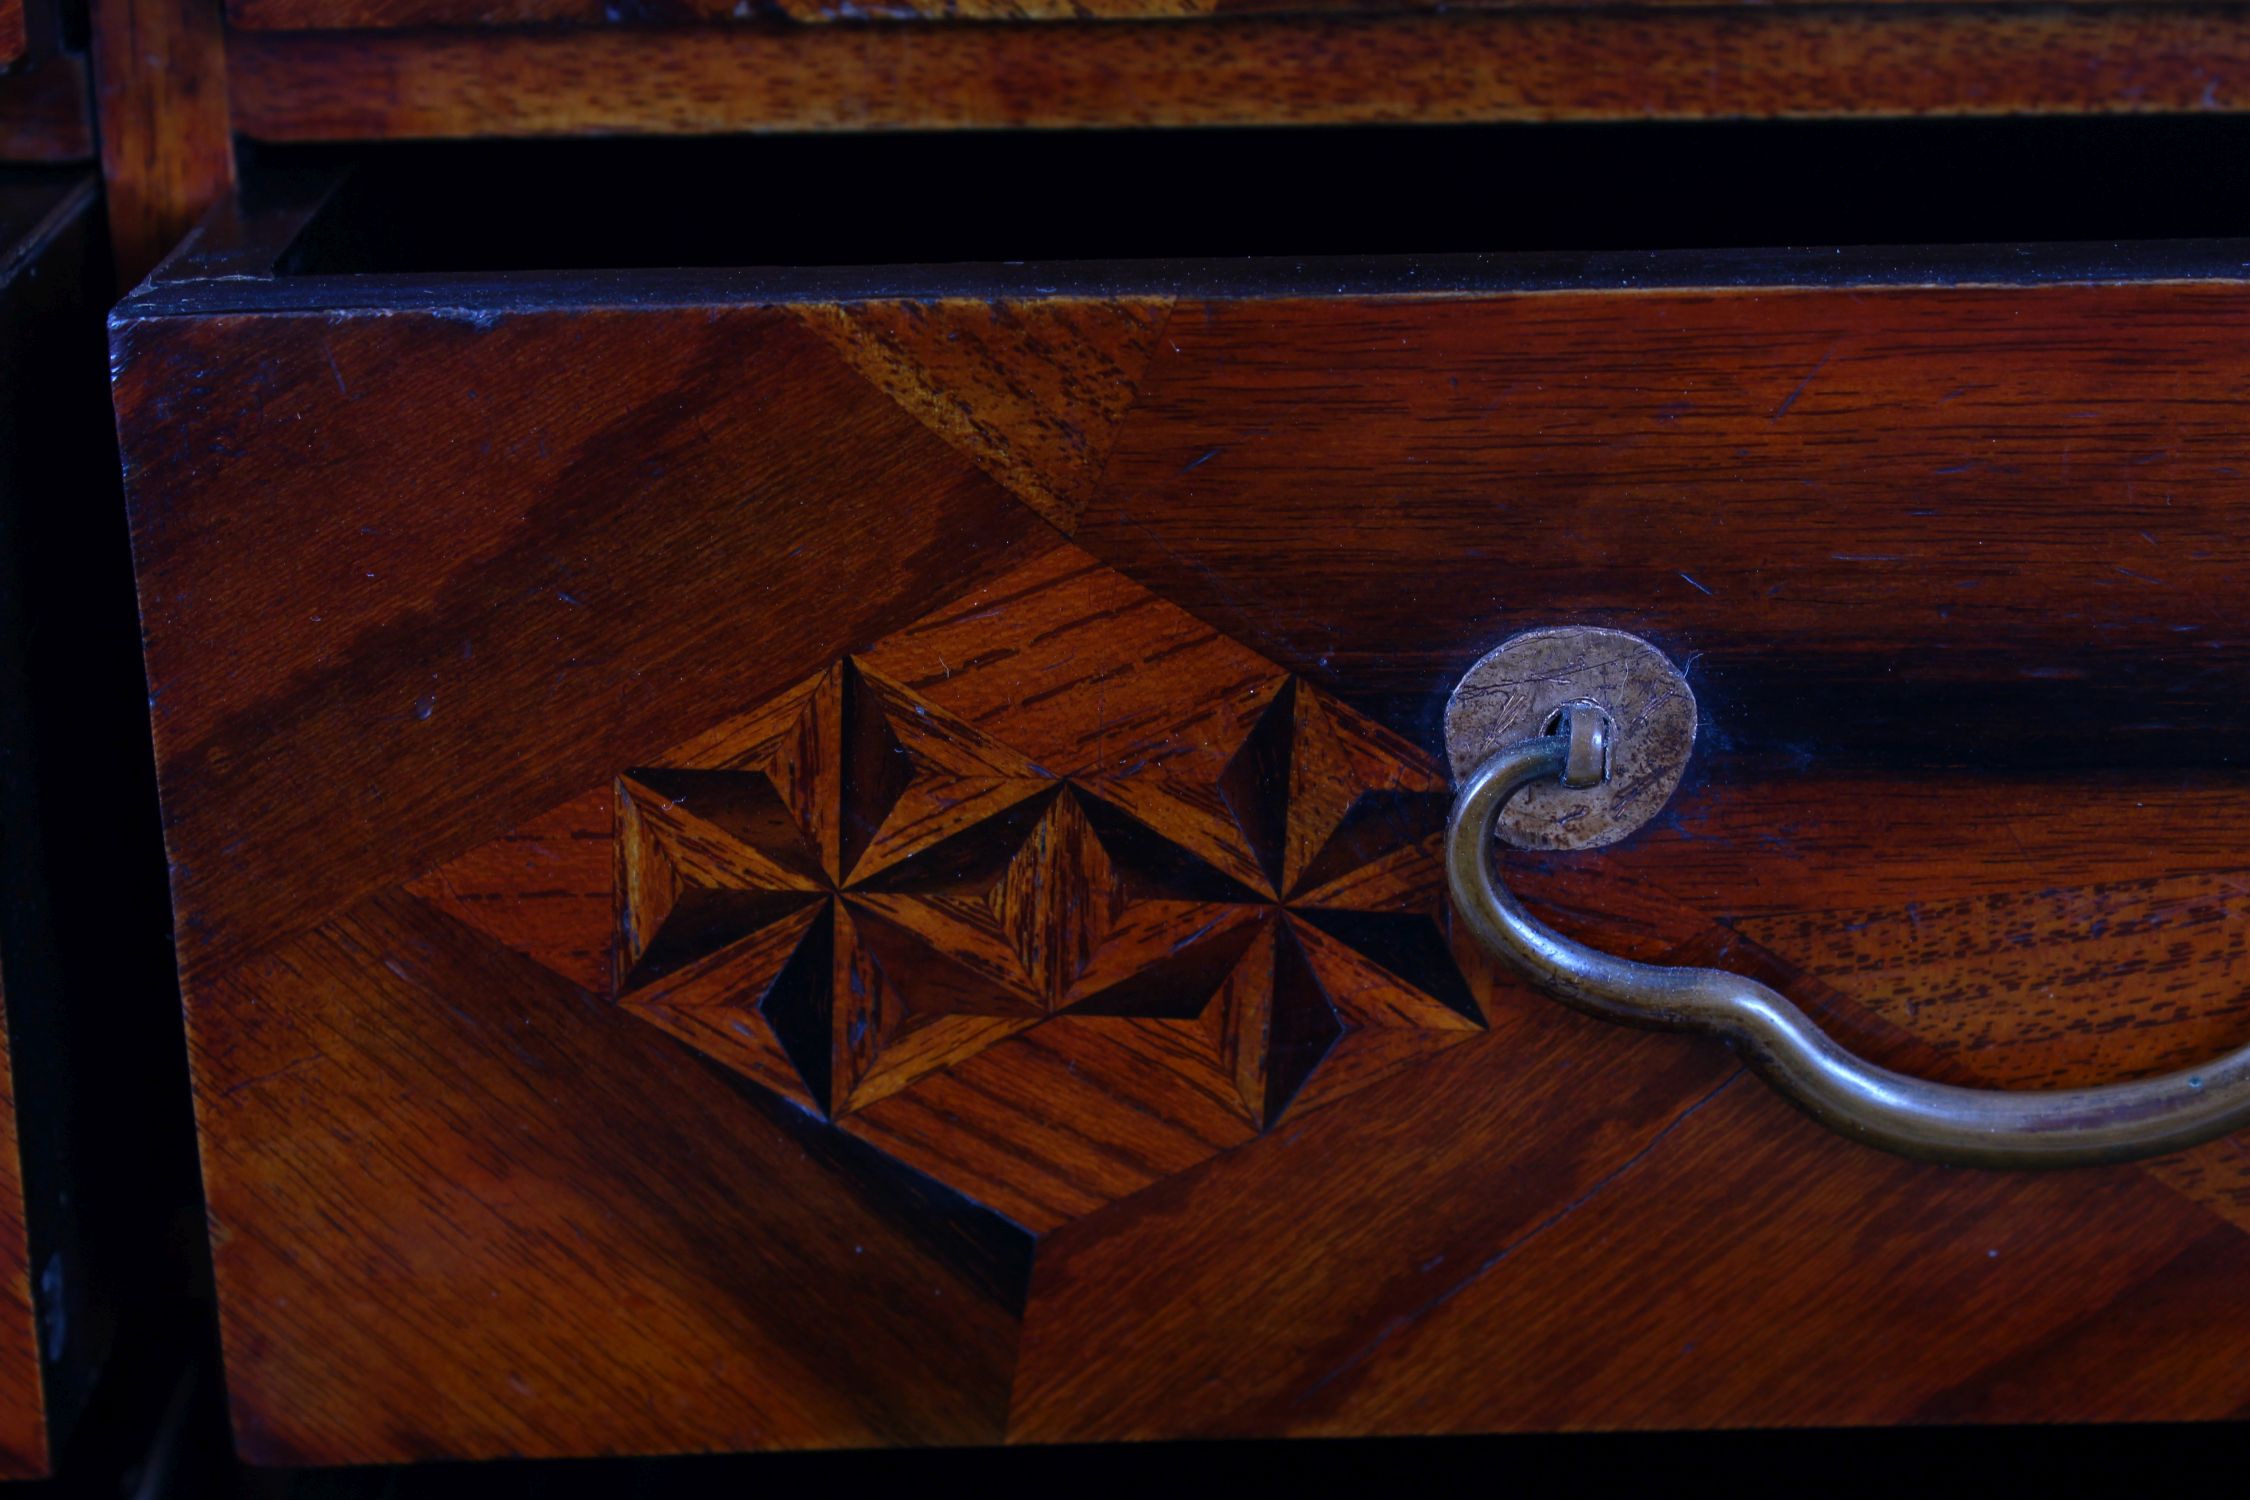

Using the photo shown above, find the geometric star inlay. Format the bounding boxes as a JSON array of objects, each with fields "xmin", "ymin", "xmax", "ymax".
[{"xmin": 446, "ymin": 547, "xmax": 1497, "ymax": 1226}]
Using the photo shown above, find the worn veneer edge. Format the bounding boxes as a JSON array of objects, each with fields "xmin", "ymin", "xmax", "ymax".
[{"xmin": 110, "ymin": 236, "xmax": 2250, "ymax": 322}]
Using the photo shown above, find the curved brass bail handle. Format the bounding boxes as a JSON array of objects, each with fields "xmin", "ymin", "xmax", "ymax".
[{"xmin": 1446, "ymin": 732, "xmax": 2250, "ymax": 1169}]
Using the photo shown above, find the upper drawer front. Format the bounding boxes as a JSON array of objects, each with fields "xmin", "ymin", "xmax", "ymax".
[
  {"xmin": 221, "ymin": 0, "xmax": 2167, "ymax": 24},
  {"xmin": 221, "ymin": 13, "xmax": 2250, "ymax": 135},
  {"xmin": 110, "ymin": 259, "xmax": 2250, "ymax": 1463}
]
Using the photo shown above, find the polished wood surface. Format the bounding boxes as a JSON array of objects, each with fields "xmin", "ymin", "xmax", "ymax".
[
  {"xmin": 228, "ymin": 10, "xmax": 2250, "ymax": 140},
  {"xmin": 91, "ymin": 7, "xmax": 2250, "ymax": 288},
  {"xmin": 1, "ymin": 0, "xmax": 26, "ymax": 68},
  {"xmin": 89, "ymin": 0, "xmax": 233, "ymax": 281},
  {"xmin": 0, "ymin": 54, "xmax": 89, "ymax": 161},
  {"xmin": 0, "ymin": 0, "xmax": 92, "ymax": 162},
  {"xmin": 113, "ymin": 255, "xmax": 2250, "ymax": 1461},
  {"xmin": 218, "ymin": 0, "xmax": 2183, "ymax": 30}
]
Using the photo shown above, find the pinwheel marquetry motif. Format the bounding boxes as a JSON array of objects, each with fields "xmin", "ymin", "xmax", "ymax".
[
  {"xmin": 399, "ymin": 547, "xmax": 1501, "ymax": 1229},
  {"xmin": 595, "ymin": 551, "xmax": 1488, "ymax": 1224}
]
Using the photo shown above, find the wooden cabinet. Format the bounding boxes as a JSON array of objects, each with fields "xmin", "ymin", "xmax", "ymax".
[
  {"xmin": 106, "ymin": 164, "xmax": 2250, "ymax": 1463},
  {"xmin": 84, "ymin": 0, "xmax": 2250, "ymax": 282}
]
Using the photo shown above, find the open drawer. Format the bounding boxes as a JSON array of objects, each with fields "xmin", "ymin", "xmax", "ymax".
[{"xmin": 112, "ymin": 128, "xmax": 2250, "ymax": 1463}]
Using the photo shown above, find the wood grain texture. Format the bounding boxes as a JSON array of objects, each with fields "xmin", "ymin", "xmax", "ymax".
[
  {"xmin": 217, "ymin": 0, "xmax": 2178, "ymax": 30},
  {"xmin": 1015, "ymin": 1027, "xmax": 2250, "ymax": 1437},
  {"xmin": 89, "ymin": 0, "xmax": 233, "ymax": 283},
  {"xmin": 112, "ymin": 306, "xmax": 1054, "ymax": 987},
  {"xmin": 0, "ymin": 56, "xmax": 92, "ymax": 161},
  {"xmin": 1, "ymin": 0, "xmax": 25, "ymax": 69},
  {"xmin": 194, "ymin": 888, "xmax": 1032, "ymax": 1464},
  {"xmin": 0, "ymin": 0, "xmax": 93, "ymax": 164},
  {"xmin": 117, "ymin": 263, "xmax": 2250, "ymax": 1459},
  {"xmin": 1071, "ymin": 284, "xmax": 2250, "ymax": 761},
  {"xmin": 798, "ymin": 299, "xmax": 1174, "ymax": 536},
  {"xmin": 401, "ymin": 540, "xmax": 1487, "ymax": 1233},
  {"xmin": 227, "ymin": 9, "xmax": 2250, "ymax": 139},
  {"xmin": 0, "ymin": 968, "xmax": 43, "ymax": 1480}
]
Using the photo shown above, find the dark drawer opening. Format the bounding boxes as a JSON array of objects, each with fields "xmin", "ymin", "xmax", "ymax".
[{"xmin": 237, "ymin": 117, "xmax": 2250, "ymax": 281}]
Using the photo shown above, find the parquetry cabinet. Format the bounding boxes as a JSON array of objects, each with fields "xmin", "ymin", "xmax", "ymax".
[{"xmin": 111, "ymin": 167, "xmax": 2250, "ymax": 1463}]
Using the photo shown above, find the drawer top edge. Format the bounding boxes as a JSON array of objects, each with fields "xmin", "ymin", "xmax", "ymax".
[{"xmin": 111, "ymin": 240, "xmax": 2250, "ymax": 324}]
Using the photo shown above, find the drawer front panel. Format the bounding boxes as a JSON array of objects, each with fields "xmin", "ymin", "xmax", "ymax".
[
  {"xmin": 111, "ymin": 272, "xmax": 2250, "ymax": 1462},
  {"xmin": 221, "ymin": 0, "xmax": 2157, "ymax": 27}
]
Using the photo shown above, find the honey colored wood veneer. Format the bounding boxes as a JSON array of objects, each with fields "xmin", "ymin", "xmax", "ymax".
[{"xmin": 112, "ymin": 253, "xmax": 2250, "ymax": 1461}]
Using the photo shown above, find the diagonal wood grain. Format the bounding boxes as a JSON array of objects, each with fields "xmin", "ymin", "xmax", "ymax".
[
  {"xmin": 200, "ymin": 888, "xmax": 1030, "ymax": 1464},
  {"xmin": 1009, "ymin": 993, "xmax": 1745, "ymax": 1439},
  {"xmin": 406, "ymin": 786, "xmax": 613, "ymax": 993},
  {"xmin": 1012, "ymin": 997, "xmax": 2250, "ymax": 1437},
  {"xmin": 799, "ymin": 299, "xmax": 1173, "ymax": 535},
  {"xmin": 113, "ymin": 307, "xmax": 1059, "ymax": 986}
]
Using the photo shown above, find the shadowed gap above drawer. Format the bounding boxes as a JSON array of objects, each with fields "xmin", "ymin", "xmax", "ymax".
[{"xmin": 197, "ymin": 117, "xmax": 2250, "ymax": 280}]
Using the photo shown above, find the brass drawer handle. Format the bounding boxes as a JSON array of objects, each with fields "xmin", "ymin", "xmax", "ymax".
[{"xmin": 1445, "ymin": 712, "xmax": 2250, "ymax": 1170}]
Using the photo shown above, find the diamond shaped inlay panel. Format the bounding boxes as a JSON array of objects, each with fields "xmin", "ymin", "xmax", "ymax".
[{"xmin": 431, "ymin": 545, "xmax": 1492, "ymax": 1230}]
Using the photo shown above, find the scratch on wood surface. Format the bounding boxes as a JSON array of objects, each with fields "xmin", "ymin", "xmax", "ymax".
[{"xmin": 1770, "ymin": 348, "xmax": 1835, "ymax": 421}]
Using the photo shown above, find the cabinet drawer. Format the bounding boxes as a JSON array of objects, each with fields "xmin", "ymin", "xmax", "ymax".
[{"xmin": 113, "ymin": 140, "xmax": 2250, "ymax": 1463}]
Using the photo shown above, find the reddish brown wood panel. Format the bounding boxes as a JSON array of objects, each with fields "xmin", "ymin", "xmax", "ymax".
[
  {"xmin": 1, "ymin": 0, "xmax": 26, "ymax": 69},
  {"xmin": 227, "ymin": 9, "xmax": 2250, "ymax": 139},
  {"xmin": 0, "ymin": 53, "xmax": 90, "ymax": 160},
  {"xmin": 89, "ymin": 0, "xmax": 233, "ymax": 283},
  {"xmin": 0, "ymin": 969, "xmax": 46, "ymax": 1479},
  {"xmin": 0, "ymin": 0, "xmax": 93, "ymax": 164},
  {"xmin": 217, "ymin": 0, "xmax": 2160, "ymax": 32},
  {"xmin": 111, "ymin": 307, "xmax": 1055, "ymax": 989},
  {"xmin": 115, "ymin": 273, "xmax": 2250, "ymax": 1461},
  {"xmin": 195, "ymin": 889, "xmax": 1032, "ymax": 1463}
]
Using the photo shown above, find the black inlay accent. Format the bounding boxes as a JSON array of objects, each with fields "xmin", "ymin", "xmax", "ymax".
[
  {"xmin": 1291, "ymin": 789, "xmax": 1454, "ymax": 899},
  {"xmin": 763, "ymin": 900, "xmax": 836, "ymax": 1118},
  {"xmin": 1218, "ymin": 678, "xmax": 1297, "ymax": 899},
  {"xmin": 1066, "ymin": 913, "xmax": 1269, "ymax": 1021},
  {"xmin": 623, "ymin": 767, "xmax": 825, "ymax": 884},
  {"xmin": 695, "ymin": 1057, "xmax": 1039, "ymax": 1319},
  {"xmin": 1264, "ymin": 920, "xmax": 1342, "ymax": 1128},
  {"xmin": 840, "ymin": 659, "xmax": 914, "ymax": 882},
  {"xmin": 1295, "ymin": 908, "xmax": 1482, "ymax": 1026},
  {"xmin": 848, "ymin": 784, "xmax": 1063, "ymax": 896},
  {"xmin": 623, "ymin": 888, "xmax": 823, "ymax": 992},
  {"xmin": 1074, "ymin": 788, "xmax": 1265, "ymax": 904}
]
